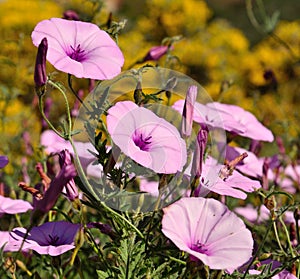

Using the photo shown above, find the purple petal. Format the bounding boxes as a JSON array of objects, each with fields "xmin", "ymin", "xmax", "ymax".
[
  {"xmin": 162, "ymin": 197, "xmax": 253, "ymax": 270},
  {"xmin": 9, "ymin": 221, "xmax": 80, "ymax": 256},
  {"xmin": 0, "ymin": 196, "xmax": 33, "ymax": 214},
  {"xmin": 0, "ymin": 155, "xmax": 8, "ymax": 169}
]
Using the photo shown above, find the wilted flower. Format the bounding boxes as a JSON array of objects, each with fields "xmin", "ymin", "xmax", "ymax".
[
  {"xmin": 106, "ymin": 101, "xmax": 187, "ymax": 174},
  {"xmin": 0, "ymin": 155, "xmax": 8, "ymax": 169},
  {"xmin": 0, "ymin": 195, "xmax": 33, "ymax": 215},
  {"xmin": 9, "ymin": 221, "xmax": 81, "ymax": 256},
  {"xmin": 32, "ymin": 18, "xmax": 124, "ymax": 80},
  {"xmin": 162, "ymin": 197, "xmax": 253, "ymax": 270}
]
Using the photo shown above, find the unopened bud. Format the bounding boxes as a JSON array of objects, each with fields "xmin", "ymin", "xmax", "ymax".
[{"xmin": 34, "ymin": 38, "xmax": 48, "ymax": 94}]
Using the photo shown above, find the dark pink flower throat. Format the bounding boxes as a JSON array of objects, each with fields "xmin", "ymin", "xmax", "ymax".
[
  {"xmin": 133, "ymin": 132, "xmax": 152, "ymax": 151},
  {"xmin": 68, "ymin": 44, "xmax": 86, "ymax": 62}
]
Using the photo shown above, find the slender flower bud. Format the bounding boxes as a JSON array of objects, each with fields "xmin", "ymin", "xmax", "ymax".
[
  {"xmin": 191, "ymin": 127, "xmax": 208, "ymax": 179},
  {"xmin": 181, "ymin": 85, "xmax": 198, "ymax": 137},
  {"xmin": 34, "ymin": 37, "xmax": 48, "ymax": 93},
  {"xmin": 63, "ymin": 10, "xmax": 80, "ymax": 21},
  {"xmin": 143, "ymin": 45, "xmax": 169, "ymax": 62}
]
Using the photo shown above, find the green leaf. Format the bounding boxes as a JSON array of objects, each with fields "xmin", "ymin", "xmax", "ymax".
[{"xmin": 97, "ymin": 270, "xmax": 110, "ymax": 279}]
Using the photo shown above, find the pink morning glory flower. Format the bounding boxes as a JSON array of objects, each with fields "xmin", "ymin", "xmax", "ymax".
[
  {"xmin": 106, "ymin": 101, "xmax": 187, "ymax": 174},
  {"xmin": 162, "ymin": 197, "xmax": 253, "ymax": 270},
  {"xmin": 0, "ymin": 195, "xmax": 33, "ymax": 215},
  {"xmin": 207, "ymin": 102, "xmax": 274, "ymax": 142},
  {"xmin": 31, "ymin": 18, "xmax": 124, "ymax": 80},
  {"xmin": 225, "ymin": 146, "xmax": 264, "ymax": 178},
  {"xmin": 0, "ymin": 155, "xmax": 8, "ymax": 169},
  {"xmin": 9, "ymin": 221, "xmax": 81, "ymax": 256},
  {"xmin": 172, "ymin": 100, "xmax": 246, "ymax": 135},
  {"xmin": 190, "ymin": 156, "xmax": 261, "ymax": 199}
]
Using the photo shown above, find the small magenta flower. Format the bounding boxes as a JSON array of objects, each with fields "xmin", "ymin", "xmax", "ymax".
[
  {"xmin": 181, "ymin": 85, "xmax": 198, "ymax": 137},
  {"xmin": 106, "ymin": 101, "xmax": 187, "ymax": 174},
  {"xmin": 162, "ymin": 197, "xmax": 253, "ymax": 270},
  {"xmin": 0, "ymin": 155, "xmax": 8, "ymax": 169},
  {"xmin": 143, "ymin": 45, "xmax": 169, "ymax": 62},
  {"xmin": 32, "ymin": 18, "xmax": 124, "ymax": 80},
  {"xmin": 0, "ymin": 195, "xmax": 33, "ymax": 215},
  {"xmin": 9, "ymin": 221, "xmax": 81, "ymax": 256},
  {"xmin": 34, "ymin": 37, "xmax": 48, "ymax": 90}
]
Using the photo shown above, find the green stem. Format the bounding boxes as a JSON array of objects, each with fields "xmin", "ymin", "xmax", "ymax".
[
  {"xmin": 39, "ymin": 94, "xmax": 64, "ymax": 138},
  {"xmin": 242, "ymin": 220, "xmax": 273, "ymax": 278},
  {"xmin": 47, "ymin": 79, "xmax": 72, "ymax": 136},
  {"xmin": 69, "ymin": 137, "xmax": 144, "ymax": 240},
  {"xmin": 279, "ymin": 215, "xmax": 295, "ymax": 257},
  {"xmin": 273, "ymin": 219, "xmax": 287, "ymax": 256}
]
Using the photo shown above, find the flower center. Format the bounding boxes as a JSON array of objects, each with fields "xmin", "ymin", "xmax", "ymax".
[
  {"xmin": 68, "ymin": 44, "xmax": 86, "ymax": 62},
  {"xmin": 48, "ymin": 234, "xmax": 60, "ymax": 246},
  {"xmin": 133, "ymin": 132, "xmax": 152, "ymax": 151},
  {"xmin": 191, "ymin": 241, "xmax": 209, "ymax": 254}
]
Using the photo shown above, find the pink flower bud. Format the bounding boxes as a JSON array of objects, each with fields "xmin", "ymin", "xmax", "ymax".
[
  {"xmin": 143, "ymin": 45, "xmax": 169, "ymax": 61},
  {"xmin": 34, "ymin": 37, "xmax": 48, "ymax": 91},
  {"xmin": 181, "ymin": 85, "xmax": 197, "ymax": 137},
  {"xmin": 191, "ymin": 127, "xmax": 208, "ymax": 179}
]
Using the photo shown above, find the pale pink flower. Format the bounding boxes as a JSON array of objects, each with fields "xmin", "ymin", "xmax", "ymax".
[
  {"xmin": 32, "ymin": 18, "xmax": 124, "ymax": 80},
  {"xmin": 0, "ymin": 195, "xmax": 33, "ymax": 215},
  {"xmin": 162, "ymin": 197, "xmax": 253, "ymax": 270},
  {"xmin": 193, "ymin": 156, "xmax": 262, "ymax": 199},
  {"xmin": 172, "ymin": 100, "xmax": 245, "ymax": 135},
  {"xmin": 207, "ymin": 102, "xmax": 274, "ymax": 142},
  {"xmin": 106, "ymin": 101, "xmax": 187, "ymax": 174},
  {"xmin": 234, "ymin": 204, "xmax": 270, "ymax": 223},
  {"xmin": 225, "ymin": 146, "xmax": 264, "ymax": 178}
]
